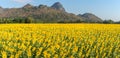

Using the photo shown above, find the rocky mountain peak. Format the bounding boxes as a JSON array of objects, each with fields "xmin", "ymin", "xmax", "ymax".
[
  {"xmin": 51, "ymin": 2, "xmax": 65, "ymax": 12},
  {"xmin": 23, "ymin": 4, "xmax": 34, "ymax": 8}
]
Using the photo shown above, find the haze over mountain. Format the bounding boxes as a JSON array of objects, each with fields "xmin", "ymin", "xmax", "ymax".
[{"xmin": 0, "ymin": 2, "xmax": 103, "ymax": 23}]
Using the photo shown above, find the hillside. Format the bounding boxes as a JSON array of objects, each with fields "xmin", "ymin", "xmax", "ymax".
[
  {"xmin": 78, "ymin": 13, "xmax": 103, "ymax": 23},
  {"xmin": 0, "ymin": 2, "xmax": 103, "ymax": 23}
]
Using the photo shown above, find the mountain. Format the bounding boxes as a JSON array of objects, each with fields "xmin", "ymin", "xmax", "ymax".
[
  {"xmin": 0, "ymin": 2, "xmax": 103, "ymax": 23},
  {"xmin": 22, "ymin": 4, "xmax": 34, "ymax": 9},
  {"xmin": 51, "ymin": 2, "xmax": 65, "ymax": 12},
  {"xmin": 0, "ymin": 7, "xmax": 4, "ymax": 14},
  {"xmin": 78, "ymin": 13, "xmax": 103, "ymax": 22}
]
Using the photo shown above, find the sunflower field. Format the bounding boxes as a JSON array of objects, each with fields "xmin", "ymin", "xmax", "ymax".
[{"xmin": 0, "ymin": 24, "xmax": 120, "ymax": 58}]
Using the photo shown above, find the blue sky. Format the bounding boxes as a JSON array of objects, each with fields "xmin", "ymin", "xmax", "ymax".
[{"xmin": 0, "ymin": 0, "xmax": 120, "ymax": 21}]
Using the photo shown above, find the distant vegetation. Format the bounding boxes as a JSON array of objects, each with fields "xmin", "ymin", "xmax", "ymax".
[
  {"xmin": 0, "ymin": 17, "xmax": 119, "ymax": 24},
  {"xmin": 0, "ymin": 2, "xmax": 119, "ymax": 24}
]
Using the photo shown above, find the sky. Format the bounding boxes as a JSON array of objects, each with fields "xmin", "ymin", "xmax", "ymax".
[{"xmin": 0, "ymin": 0, "xmax": 120, "ymax": 21}]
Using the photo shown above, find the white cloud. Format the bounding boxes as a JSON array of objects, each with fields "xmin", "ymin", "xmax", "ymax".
[{"xmin": 12, "ymin": 0, "xmax": 32, "ymax": 3}]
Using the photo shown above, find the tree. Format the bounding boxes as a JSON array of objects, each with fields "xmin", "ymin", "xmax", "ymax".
[
  {"xmin": 103, "ymin": 19, "xmax": 114, "ymax": 24},
  {"xmin": 25, "ymin": 17, "xmax": 34, "ymax": 23}
]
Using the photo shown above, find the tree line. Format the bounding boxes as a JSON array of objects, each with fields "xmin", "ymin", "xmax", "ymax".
[
  {"xmin": 0, "ymin": 17, "xmax": 120, "ymax": 24},
  {"xmin": 0, "ymin": 17, "xmax": 34, "ymax": 23}
]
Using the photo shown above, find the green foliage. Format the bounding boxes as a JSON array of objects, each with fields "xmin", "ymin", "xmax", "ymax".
[
  {"xmin": 25, "ymin": 17, "xmax": 34, "ymax": 23},
  {"xmin": 0, "ymin": 17, "xmax": 119, "ymax": 24},
  {"xmin": 103, "ymin": 20, "xmax": 114, "ymax": 24}
]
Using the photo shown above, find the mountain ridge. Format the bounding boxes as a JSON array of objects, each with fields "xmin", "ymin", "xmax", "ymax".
[
  {"xmin": 0, "ymin": 2, "xmax": 103, "ymax": 23},
  {"xmin": 51, "ymin": 2, "xmax": 65, "ymax": 12}
]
